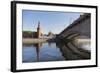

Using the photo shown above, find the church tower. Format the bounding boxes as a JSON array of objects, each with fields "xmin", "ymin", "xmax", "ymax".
[{"xmin": 37, "ymin": 21, "xmax": 42, "ymax": 38}]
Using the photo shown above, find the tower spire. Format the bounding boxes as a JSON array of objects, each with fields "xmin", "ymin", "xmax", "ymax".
[
  {"xmin": 37, "ymin": 21, "xmax": 42, "ymax": 38},
  {"xmin": 38, "ymin": 21, "xmax": 40, "ymax": 28},
  {"xmin": 38, "ymin": 21, "xmax": 40, "ymax": 24}
]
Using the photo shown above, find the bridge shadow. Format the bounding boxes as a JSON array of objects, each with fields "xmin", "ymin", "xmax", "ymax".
[{"xmin": 55, "ymin": 38, "xmax": 91, "ymax": 60}]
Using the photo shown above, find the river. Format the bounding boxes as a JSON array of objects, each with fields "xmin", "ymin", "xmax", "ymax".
[{"xmin": 22, "ymin": 41, "xmax": 91, "ymax": 63}]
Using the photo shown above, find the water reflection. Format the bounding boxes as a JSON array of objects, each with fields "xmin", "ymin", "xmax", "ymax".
[
  {"xmin": 22, "ymin": 42, "xmax": 65, "ymax": 63},
  {"xmin": 56, "ymin": 41, "xmax": 91, "ymax": 60},
  {"xmin": 22, "ymin": 40, "xmax": 90, "ymax": 63},
  {"xmin": 33, "ymin": 43, "xmax": 42, "ymax": 62}
]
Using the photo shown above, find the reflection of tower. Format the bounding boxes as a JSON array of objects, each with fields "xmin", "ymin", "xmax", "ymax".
[
  {"xmin": 34, "ymin": 43, "xmax": 42, "ymax": 62},
  {"xmin": 48, "ymin": 42, "xmax": 52, "ymax": 47},
  {"xmin": 37, "ymin": 21, "xmax": 42, "ymax": 38}
]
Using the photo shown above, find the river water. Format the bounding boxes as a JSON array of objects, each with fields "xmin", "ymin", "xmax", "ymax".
[
  {"xmin": 22, "ymin": 42, "xmax": 65, "ymax": 63},
  {"xmin": 22, "ymin": 41, "xmax": 91, "ymax": 63}
]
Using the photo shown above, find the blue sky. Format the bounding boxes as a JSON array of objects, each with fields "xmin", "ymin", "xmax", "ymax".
[{"xmin": 22, "ymin": 10, "xmax": 81, "ymax": 34}]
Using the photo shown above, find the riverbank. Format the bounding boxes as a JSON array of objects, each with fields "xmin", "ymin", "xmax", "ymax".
[{"xmin": 23, "ymin": 38, "xmax": 50, "ymax": 44}]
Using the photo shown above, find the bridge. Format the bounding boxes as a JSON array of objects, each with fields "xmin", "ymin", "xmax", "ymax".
[
  {"xmin": 57, "ymin": 13, "xmax": 91, "ymax": 39},
  {"xmin": 55, "ymin": 13, "xmax": 91, "ymax": 59}
]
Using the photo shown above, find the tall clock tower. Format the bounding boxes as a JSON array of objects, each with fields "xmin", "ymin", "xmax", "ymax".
[{"xmin": 37, "ymin": 21, "xmax": 42, "ymax": 38}]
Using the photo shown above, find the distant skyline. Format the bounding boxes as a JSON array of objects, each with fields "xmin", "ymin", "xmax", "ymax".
[{"xmin": 22, "ymin": 10, "xmax": 81, "ymax": 34}]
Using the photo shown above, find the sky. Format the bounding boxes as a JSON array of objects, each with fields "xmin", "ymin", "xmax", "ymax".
[{"xmin": 22, "ymin": 10, "xmax": 81, "ymax": 34}]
